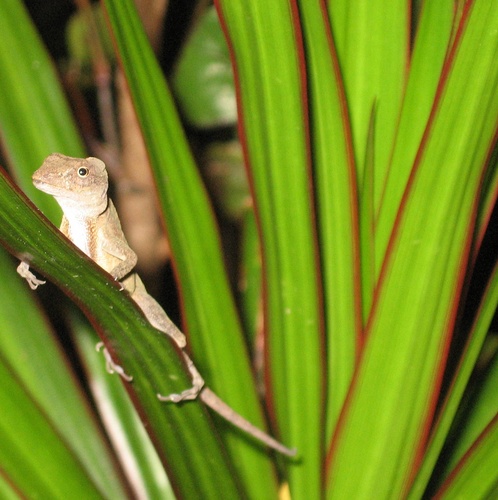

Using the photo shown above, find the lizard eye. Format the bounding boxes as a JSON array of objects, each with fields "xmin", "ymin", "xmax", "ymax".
[{"xmin": 78, "ymin": 167, "xmax": 89, "ymax": 178}]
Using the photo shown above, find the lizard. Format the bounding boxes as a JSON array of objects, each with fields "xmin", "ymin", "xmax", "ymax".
[{"xmin": 17, "ymin": 153, "xmax": 296, "ymax": 457}]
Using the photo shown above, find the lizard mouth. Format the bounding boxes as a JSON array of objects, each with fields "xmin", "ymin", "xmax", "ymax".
[
  {"xmin": 32, "ymin": 178, "xmax": 47, "ymax": 189},
  {"xmin": 32, "ymin": 178, "xmax": 63, "ymax": 196}
]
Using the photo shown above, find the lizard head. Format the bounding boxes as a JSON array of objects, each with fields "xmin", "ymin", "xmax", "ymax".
[{"xmin": 33, "ymin": 153, "xmax": 109, "ymax": 215}]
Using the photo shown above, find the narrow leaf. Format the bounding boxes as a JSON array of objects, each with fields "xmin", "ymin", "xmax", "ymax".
[
  {"xmin": 408, "ymin": 262, "xmax": 498, "ymax": 498},
  {"xmin": 71, "ymin": 312, "xmax": 175, "ymax": 500},
  {"xmin": 375, "ymin": 0, "xmax": 455, "ymax": 275},
  {"xmin": 327, "ymin": 0, "xmax": 409, "ymax": 209},
  {"xmin": 0, "ymin": 170, "xmax": 242, "ymax": 498},
  {"xmin": 326, "ymin": 1, "xmax": 498, "ymax": 497},
  {"xmin": 436, "ymin": 414, "xmax": 498, "ymax": 499},
  {"xmin": 215, "ymin": 1, "xmax": 323, "ymax": 497},
  {"xmin": 102, "ymin": 1, "xmax": 281, "ymax": 494},
  {"xmin": 360, "ymin": 104, "xmax": 376, "ymax": 326},
  {"xmin": 0, "ymin": 247, "xmax": 128, "ymax": 497},
  {"xmin": 443, "ymin": 341, "xmax": 498, "ymax": 479},
  {"xmin": 0, "ymin": 353, "xmax": 104, "ymax": 499},
  {"xmin": 297, "ymin": 0, "xmax": 361, "ymax": 441},
  {"xmin": 0, "ymin": 0, "xmax": 84, "ymax": 222}
]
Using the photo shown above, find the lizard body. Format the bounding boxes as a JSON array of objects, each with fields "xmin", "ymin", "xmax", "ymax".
[{"xmin": 18, "ymin": 153, "xmax": 295, "ymax": 457}]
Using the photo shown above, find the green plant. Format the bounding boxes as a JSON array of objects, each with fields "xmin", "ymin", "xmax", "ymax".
[{"xmin": 0, "ymin": 0, "xmax": 496, "ymax": 498}]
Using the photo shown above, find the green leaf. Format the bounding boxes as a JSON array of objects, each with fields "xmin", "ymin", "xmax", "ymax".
[
  {"xmin": 359, "ymin": 104, "xmax": 376, "ymax": 327},
  {"xmin": 215, "ymin": 1, "xmax": 323, "ymax": 497},
  {"xmin": 408, "ymin": 262, "xmax": 498, "ymax": 498},
  {"xmin": 0, "ymin": 0, "xmax": 84, "ymax": 222},
  {"xmin": 0, "ymin": 247, "xmax": 128, "ymax": 497},
  {"xmin": 71, "ymin": 313, "xmax": 175, "ymax": 500},
  {"xmin": 476, "ymin": 143, "xmax": 498, "ymax": 248},
  {"xmin": 0, "ymin": 0, "xmax": 495, "ymax": 496},
  {"xmin": 172, "ymin": 6, "xmax": 236, "ymax": 128},
  {"xmin": 444, "ymin": 342, "xmax": 498, "ymax": 479},
  {"xmin": 327, "ymin": 0, "xmax": 409, "ymax": 209},
  {"xmin": 0, "ymin": 170, "xmax": 242, "ymax": 497},
  {"xmin": 0, "ymin": 0, "xmax": 129, "ymax": 495},
  {"xmin": 374, "ymin": 0, "xmax": 455, "ymax": 275},
  {"xmin": 297, "ymin": 0, "xmax": 361, "ymax": 441},
  {"xmin": 326, "ymin": 1, "xmax": 498, "ymax": 497},
  {"xmin": 435, "ymin": 415, "xmax": 498, "ymax": 499},
  {"xmin": 239, "ymin": 209, "xmax": 263, "ymax": 343},
  {"xmin": 0, "ymin": 475, "xmax": 22, "ymax": 500},
  {"xmin": 102, "ymin": 0, "xmax": 282, "ymax": 496},
  {"xmin": 0, "ymin": 352, "xmax": 104, "ymax": 499}
]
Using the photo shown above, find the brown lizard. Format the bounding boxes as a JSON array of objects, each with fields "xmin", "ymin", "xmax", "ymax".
[{"xmin": 17, "ymin": 153, "xmax": 295, "ymax": 457}]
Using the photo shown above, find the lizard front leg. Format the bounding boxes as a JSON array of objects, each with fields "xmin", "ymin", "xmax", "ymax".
[
  {"xmin": 101, "ymin": 239, "xmax": 138, "ymax": 283},
  {"xmin": 96, "ymin": 342, "xmax": 133, "ymax": 382},
  {"xmin": 17, "ymin": 261, "xmax": 46, "ymax": 290}
]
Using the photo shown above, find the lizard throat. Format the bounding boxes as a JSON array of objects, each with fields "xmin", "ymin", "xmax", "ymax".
[{"xmin": 66, "ymin": 216, "xmax": 98, "ymax": 258}]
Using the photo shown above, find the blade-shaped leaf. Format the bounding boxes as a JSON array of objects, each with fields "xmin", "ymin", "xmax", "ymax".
[
  {"xmin": 0, "ymin": 247, "xmax": 128, "ymax": 497},
  {"xmin": 408, "ymin": 262, "xmax": 498, "ymax": 498},
  {"xmin": 215, "ymin": 1, "xmax": 323, "ymax": 497},
  {"xmin": 0, "ymin": 352, "xmax": 105, "ymax": 499},
  {"xmin": 297, "ymin": 0, "xmax": 361, "ymax": 441},
  {"xmin": 327, "ymin": 0, "xmax": 409, "ymax": 209},
  {"xmin": 102, "ymin": 1, "xmax": 282, "ymax": 495},
  {"xmin": 71, "ymin": 313, "xmax": 175, "ymax": 499},
  {"xmin": 0, "ymin": 169, "xmax": 242, "ymax": 498},
  {"xmin": 239, "ymin": 209, "xmax": 263, "ymax": 344},
  {"xmin": 0, "ymin": 0, "xmax": 131, "ymax": 495},
  {"xmin": 172, "ymin": 7, "xmax": 236, "ymax": 128},
  {"xmin": 326, "ymin": 1, "xmax": 498, "ymax": 497},
  {"xmin": 435, "ymin": 414, "xmax": 498, "ymax": 498},
  {"xmin": 475, "ymin": 143, "xmax": 498, "ymax": 249},
  {"xmin": 0, "ymin": 0, "xmax": 84, "ymax": 222},
  {"xmin": 442, "ymin": 341, "xmax": 498, "ymax": 480},
  {"xmin": 375, "ymin": 0, "xmax": 455, "ymax": 276}
]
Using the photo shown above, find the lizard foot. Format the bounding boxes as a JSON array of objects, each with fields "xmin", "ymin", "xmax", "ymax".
[
  {"xmin": 157, "ymin": 351, "xmax": 205, "ymax": 403},
  {"xmin": 17, "ymin": 261, "xmax": 46, "ymax": 290},
  {"xmin": 114, "ymin": 278, "xmax": 125, "ymax": 291},
  {"xmin": 157, "ymin": 386, "xmax": 202, "ymax": 403},
  {"xmin": 96, "ymin": 342, "xmax": 133, "ymax": 382}
]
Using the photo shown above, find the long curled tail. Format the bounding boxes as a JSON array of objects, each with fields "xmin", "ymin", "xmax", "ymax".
[{"xmin": 200, "ymin": 388, "xmax": 297, "ymax": 457}]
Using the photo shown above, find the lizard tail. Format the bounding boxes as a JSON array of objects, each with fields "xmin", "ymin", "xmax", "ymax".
[{"xmin": 200, "ymin": 388, "xmax": 297, "ymax": 457}]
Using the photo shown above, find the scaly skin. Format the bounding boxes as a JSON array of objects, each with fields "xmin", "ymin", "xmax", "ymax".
[{"xmin": 18, "ymin": 153, "xmax": 296, "ymax": 457}]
